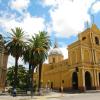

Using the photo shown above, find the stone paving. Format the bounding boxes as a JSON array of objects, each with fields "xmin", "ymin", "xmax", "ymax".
[{"xmin": 0, "ymin": 91, "xmax": 100, "ymax": 100}]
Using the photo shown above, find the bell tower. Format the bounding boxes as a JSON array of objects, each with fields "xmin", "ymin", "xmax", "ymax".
[
  {"xmin": 0, "ymin": 34, "xmax": 8, "ymax": 91},
  {"xmin": 68, "ymin": 24, "xmax": 100, "ymax": 66}
]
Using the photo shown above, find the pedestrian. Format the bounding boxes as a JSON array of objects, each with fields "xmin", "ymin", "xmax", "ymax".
[
  {"xmin": 13, "ymin": 88, "xmax": 16, "ymax": 97},
  {"xmin": 61, "ymin": 86, "xmax": 63, "ymax": 96}
]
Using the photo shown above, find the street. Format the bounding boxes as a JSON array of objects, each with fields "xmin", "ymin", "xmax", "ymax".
[{"xmin": 0, "ymin": 92, "xmax": 100, "ymax": 100}]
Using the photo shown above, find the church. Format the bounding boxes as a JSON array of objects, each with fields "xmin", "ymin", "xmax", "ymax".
[
  {"xmin": 34, "ymin": 24, "xmax": 100, "ymax": 92},
  {"xmin": 0, "ymin": 35, "xmax": 8, "ymax": 92}
]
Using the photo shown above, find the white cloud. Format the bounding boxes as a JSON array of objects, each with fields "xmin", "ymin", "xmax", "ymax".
[
  {"xmin": 42, "ymin": 0, "xmax": 57, "ymax": 7},
  {"xmin": 60, "ymin": 47, "xmax": 68, "ymax": 59},
  {"xmin": 10, "ymin": 0, "xmax": 30, "ymax": 13},
  {"xmin": 92, "ymin": 1, "xmax": 100, "ymax": 13},
  {"xmin": 45, "ymin": 23, "xmax": 53, "ymax": 35},
  {"xmin": 42, "ymin": 0, "xmax": 96, "ymax": 38},
  {"xmin": 0, "ymin": 13, "xmax": 46, "ymax": 37}
]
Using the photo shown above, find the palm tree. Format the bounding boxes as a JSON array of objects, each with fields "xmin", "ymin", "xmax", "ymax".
[
  {"xmin": 29, "ymin": 35, "xmax": 46, "ymax": 96},
  {"xmin": 23, "ymin": 31, "xmax": 51, "ymax": 95},
  {"xmin": 23, "ymin": 36, "xmax": 40, "ymax": 96},
  {"xmin": 23, "ymin": 45, "xmax": 32, "ymax": 89},
  {"xmin": 33, "ymin": 31, "xmax": 51, "ymax": 93},
  {"xmin": 23, "ymin": 45, "xmax": 35, "ymax": 96},
  {"xmin": 6, "ymin": 27, "xmax": 26, "ymax": 89}
]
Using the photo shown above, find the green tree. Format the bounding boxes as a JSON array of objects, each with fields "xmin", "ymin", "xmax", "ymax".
[
  {"xmin": 7, "ymin": 65, "xmax": 28, "ymax": 90},
  {"xmin": 23, "ymin": 31, "xmax": 51, "ymax": 95},
  {"xmin": 6, "ymin": 27, "xmax": 26, "ymax": 89},
  {"xmin": 23, "ymin": 45, "xmax": 32, "ymax": 90},
  {"xmin": 7, "ymin": 66, "xmax": 14, "ymax": 87},
  {"xmin": 23, "ymin": 36, "xmax": 40, "ymax": 96},
  {"xmin": 30, "ymin": 31, "xmax": 51, "ymax": 93},
  {"xmin": 23, "ymin": 45, "xmax": 36, "ymax": 95}
]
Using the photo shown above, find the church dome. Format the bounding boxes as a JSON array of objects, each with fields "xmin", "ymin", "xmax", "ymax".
[
  {"xmin": 49, "ymin": 39, "xmax": 63, "ymax": 56},
  {"xmin": 49, "ymin": 47, "xmax": 63, "ymax": 56}
]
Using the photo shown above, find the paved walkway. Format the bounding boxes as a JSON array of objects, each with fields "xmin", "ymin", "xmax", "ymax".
[
  {"xmin": 0, "ymin": 91, "xmax": 100, "ymax": 100},
  {"xmin": 33, "ymin": 92, "xmax": 63, "ymax": 100},
  {"xmin": 34, "ymin": 91, "xmax": 100, "ymax": 100},
  {"xmin": 0, "ymin": 92, "xmax": 64, "ymax": 100}
]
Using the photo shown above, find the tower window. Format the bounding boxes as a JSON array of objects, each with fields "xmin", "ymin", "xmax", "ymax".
[
  {"xmin": 53, "ymin": 58, "xmax": 55, "ymax": 63},
  {"xmin": 95, "ymin": 37, "xmax": 99, "ymax": 45},
  {"xmin": 82, "ymin": 37, "xmax": 86, "ymax": 40},
  {"xmin": 62, "ymin": 80, "xmax": 64, "ymax": 83}
]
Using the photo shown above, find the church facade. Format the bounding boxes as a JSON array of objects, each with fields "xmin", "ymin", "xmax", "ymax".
[
  {"xmin": 34, "ymin": 24, "xmax": 100, "ymax": 92},
  {"xmin": 0, "ymin": 35, "xmax": 8, "ymax": 92}
]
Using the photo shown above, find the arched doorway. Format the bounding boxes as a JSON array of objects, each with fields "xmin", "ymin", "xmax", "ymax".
[
  {"xmin": 99, "ymin": 73, "xmax": 100, "ymax": 86},
  {"xmin": 72, "ymin": 72, "xmax": 78, "ymax": 90},
  {"xmin": 85, "ymin": 71, "xmax": 92, "ymax": 90}
]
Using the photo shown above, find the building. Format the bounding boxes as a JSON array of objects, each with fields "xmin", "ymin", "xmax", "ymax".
[
  {"xmin": 34, "ymin": 24, "xmax": 100, "ymax": 92},
  {"xmin": 0, "ymin": 35, "xmax": 8, "ymax": 92}
]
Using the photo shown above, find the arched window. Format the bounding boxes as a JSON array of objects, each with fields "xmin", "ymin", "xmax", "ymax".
[
  {"xmin": 62, "ymin": 80, "xmax": 64, "ymax": 83},
  {"xmin": 95, "ymin": 37, "xmax": 99, "ymax": 45},
  {"xmin": 82, "ymin": 37, "xmax": 86, "ymax": 40},
  {"xmin": 53, "ymin": 57, "xmax": 55, "ymax": 63}
]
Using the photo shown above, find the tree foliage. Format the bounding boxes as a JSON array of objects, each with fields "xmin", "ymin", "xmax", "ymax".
[
  {"xmin": 6, "ymin": 27, "xmax": 26, "ymax": 88},
  {"xmin": 7, "ymin": 65, "xmax": 28, "ymax": 90}
]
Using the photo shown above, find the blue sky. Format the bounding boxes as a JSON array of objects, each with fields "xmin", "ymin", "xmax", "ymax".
[{"xmin": 0, "ymin": 0, "xmax": 100, "ymax": 67}]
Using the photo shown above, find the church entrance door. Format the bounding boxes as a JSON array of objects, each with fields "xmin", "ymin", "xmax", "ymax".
[
  {"xmin": 72, "ymin": 72, "xmax": 78, "ymax": 90},
  {"xmin": 85, "ymin": 71, "xmax": 92, "ymax": 90}
]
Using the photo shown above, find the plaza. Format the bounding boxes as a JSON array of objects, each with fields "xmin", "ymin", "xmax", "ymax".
[
  {"xmin": 1, "ymin": 1, "xmax": 100, "ymax": 100},
  {"xmin": 0, "ymin": 91, "xmax": 100, "ymax": 100}
]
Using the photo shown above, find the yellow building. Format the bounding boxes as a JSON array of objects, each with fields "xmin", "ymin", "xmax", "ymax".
[
  {"xmin": 34, "ymin": 24, "xmax": 100, "ymax": 92},
  {"xmin": 0, "ymin": 35, "xmax": 8, "ymax": 92}
]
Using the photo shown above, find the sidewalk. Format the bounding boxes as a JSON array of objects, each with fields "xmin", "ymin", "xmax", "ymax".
[
  {"xmin": 0, "ymin": 92, "xmax": 63, "ymax": 100},
  {"xmin": 32, "ymin": 92, "xmax": 65, "ymax": 100},
  {"xmin": 33, "ymin": 90, "xmax": 100, "ymax": 100},
  {"xmin": 1, "ymin": 90, "xmax": 100, "ymax": 100}
]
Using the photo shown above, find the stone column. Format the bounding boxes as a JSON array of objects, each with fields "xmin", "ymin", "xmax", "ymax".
[
  {"xmin": 96, "ymin": 71, "xmax": 100, "ymax": 89},
  {"xmin": 78, "ymin": 68, "xmax": 86, "ymax": 92},
  {"xmin": 92, "ymin": 69, "xmax": 97, "ymax": 89}
]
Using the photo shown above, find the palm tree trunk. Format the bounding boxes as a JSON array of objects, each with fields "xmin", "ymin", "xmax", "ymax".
[
  {"xmin": 38, "ymin": 63, "xmax": 42, "ymax": 93},
  {"xmin": 31, "ymin": 65, "xmax": 34, "ymax": 97},
  {"xmin": 14, "ymin": 57, "xmax": 19, "ymax": 89},
  {"xmin": 28, "ymin": 63, "xmax": 31, "ymax": 91}
]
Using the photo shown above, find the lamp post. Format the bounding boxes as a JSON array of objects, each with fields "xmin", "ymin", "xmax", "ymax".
[{"xmin": 60, "ymin": 64, "xmax": 63, "ymax": 92}]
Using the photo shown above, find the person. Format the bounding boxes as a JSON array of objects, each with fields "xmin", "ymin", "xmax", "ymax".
[
  {"xmin": 13, "ymin": 88, "xmax": 16, "ymax": 97},
  {"xmin": 45, "ymin": 84, "xmax": 48, "ymax": 89},
  {"xmin": 61, "ymin": 86, "xmax": 63, "ymax": 96}
]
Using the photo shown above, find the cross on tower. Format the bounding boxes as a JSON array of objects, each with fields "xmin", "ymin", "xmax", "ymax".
[{"xmin": 54, "ymin": 38, "xmax": 58, "ymax": 48}]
